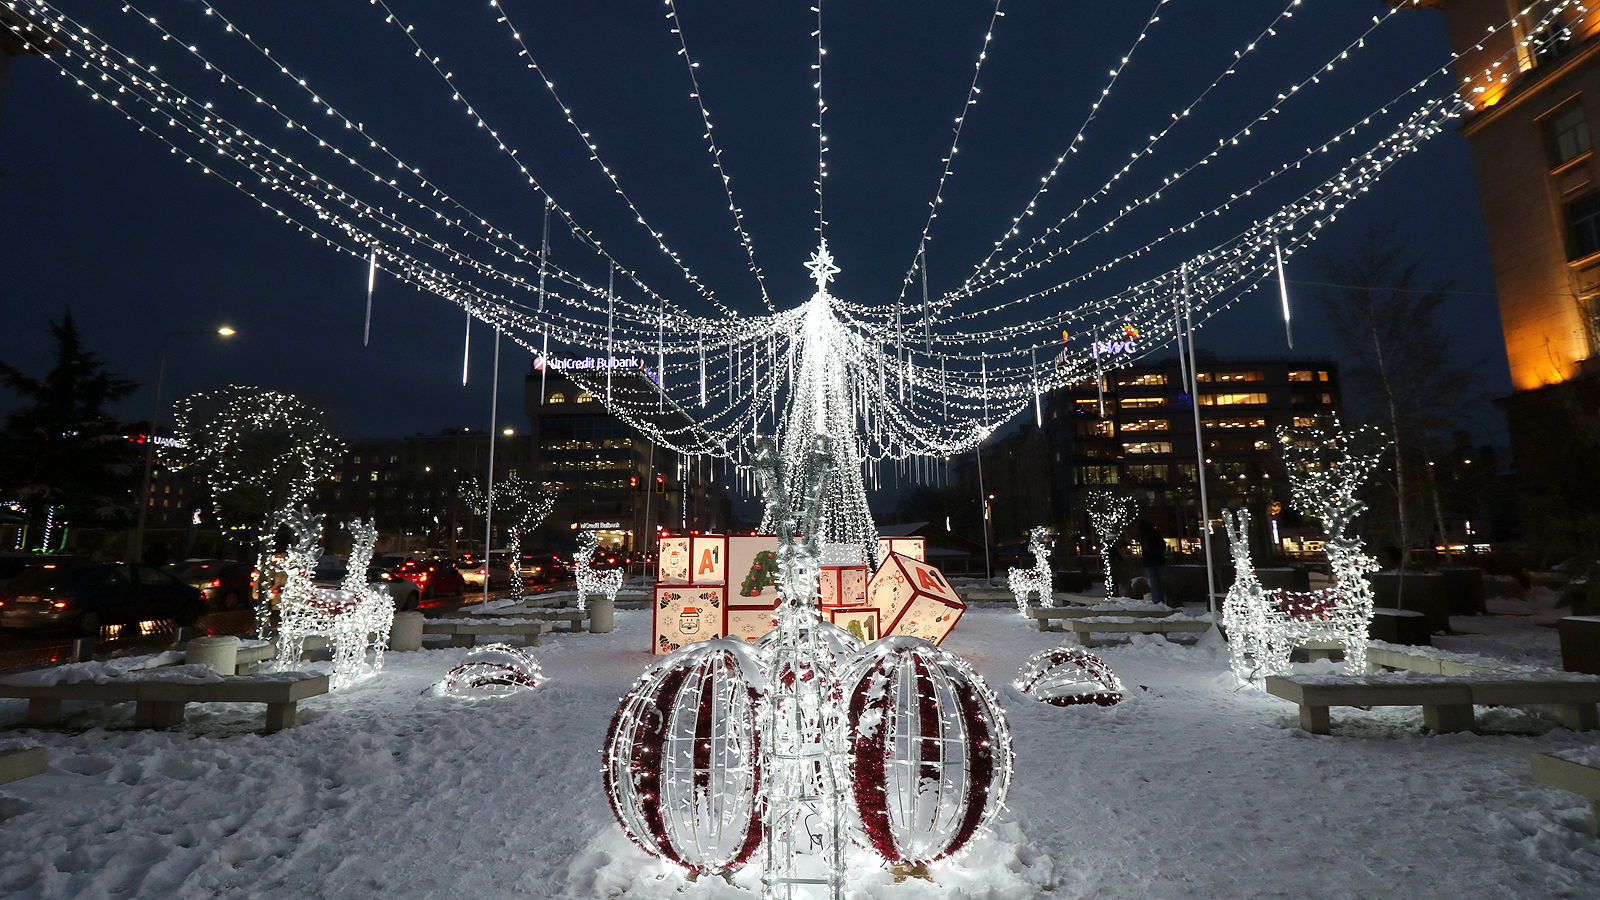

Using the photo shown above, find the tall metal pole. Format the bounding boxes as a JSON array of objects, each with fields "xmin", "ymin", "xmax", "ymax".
[
  {"xmin": 976, "ymin": 443, "xmax": 991, "ymax": 583},
  {"xmin": 131, "ymin": 334, "xmax": 173, "ymax": 563},
  {"xmin": 1181, "ymin": 266, "xmax": 1218, "ymax": 614},
  {"xmin": 483, "ymin": 327, "xmax": 501, "ymax": 606},
  {"xmin": 132, "ymin": 328, "xmax": 233, "ymax": 563}
]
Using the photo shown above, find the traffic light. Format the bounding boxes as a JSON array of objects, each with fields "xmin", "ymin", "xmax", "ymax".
[
  {"xmin": 654, "ymin": 475, "xmax": 666, "ymax": 494},
  {"xmin": 630, "ymin": 475, "xmax": 639, "ymax": 490}
]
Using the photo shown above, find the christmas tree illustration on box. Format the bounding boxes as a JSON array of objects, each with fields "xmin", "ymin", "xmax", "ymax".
[{"xmin": 740, "ymin": 550, "xmax": 778, "ymax": 597}]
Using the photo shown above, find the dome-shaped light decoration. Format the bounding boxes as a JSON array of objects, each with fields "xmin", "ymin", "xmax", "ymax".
[
  {"xmin": 603, "ymin": 639, "xmax": 767, "ymax": 876},
  {"xmin": 440, "ymin": 643, "xmax": 545, "ymax": 697},
  {"xmin": 838, "ymin": 636, "xmax": 1013, "ymax": 867},
  {"xmin": 1014, "ymin": 647, "xmax": 1124, "ymax": 707}
]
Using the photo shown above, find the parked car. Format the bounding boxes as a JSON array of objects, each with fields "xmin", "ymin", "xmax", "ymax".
[
  {"xmin": 166, "ymin": 559, "xmax": 254, "ymax": 610},
  {"xmin": 0, "ymin": 562, "xmax": 203, "ymax": 635},
  {"xmin": 309, "ymin": 562, "xmax": 421, "ymax": 612},
  {"xmin": 521, "ymin": 553, "xmax": 572, "ymax": 585},
  {"xmin": 0, "ymin": 553, "xmax": 51, "ymax": 588},
  {"xmin": 396, "ymin": 558, "xmax": 466, "ymax": 599},
  {"xmin": 455, "ymin": 553, "xmax": 513, "ymax": 590}
]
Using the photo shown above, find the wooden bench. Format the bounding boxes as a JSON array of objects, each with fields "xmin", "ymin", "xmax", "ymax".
[
  {"xmin": 1024, "ymin": 605, "xmax": 1175, "ymax": 632},
  {"xmin": 0, "ymin": 674, "xmax": 330, "ymax": 733},
  {"xmin": 1265, "ymin": 675, "xmax": 1600, "ymax": 735},
  {"xmin": 0, "ymin": 747, "xmax": 47, "ymax": 785},
  {"xmin": 1067, "ymin": 616, "xmax": 1212, "ymax": 646},
  {"xmin": 423, "ymin": 619, "xmax": 554, "ymax": 647},
  {"xmin": 1530, "ymin": 752, "xmax": 1600, "ymax": 833}
]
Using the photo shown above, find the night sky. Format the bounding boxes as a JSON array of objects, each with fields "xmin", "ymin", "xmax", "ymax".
[{"xmin": 0, "ymin": 0, "xmax": 1505, "ymax": 444}]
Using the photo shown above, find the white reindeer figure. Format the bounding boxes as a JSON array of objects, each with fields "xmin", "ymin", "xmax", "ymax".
[
  {"xmin": 573, "ymin": 530, "xmax": 622, "ymax": 612},
  {"xmin": 1222, "ymin": 505, "xmax": 1376, "ymax": 683},
  {"xmin": 1007, "ymin": 526, "xmax": 1054, "ymax": 615},
  {"xmin": 275, "ymin": 510, "xmax": 394, "ymax": 688}
]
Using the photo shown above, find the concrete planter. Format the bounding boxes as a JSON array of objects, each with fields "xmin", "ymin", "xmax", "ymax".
[
  {"xmin": 389, "ymin": 611, "xmax": 425, "ymax": 651},
  {"xmin": 185, "ymin": 635, "xmax": 240, "ymax": 675},
  {"xmin": 1438, "ymin": 566, "xmax": 1486, "ymax": 616},
  {"xmin": 1560, "ymin": 616, "xmax": 1600, "ymax": 675},
  {"xmin": 1369, "ymin": 572, "xmax": 1448, "ymax": 634}
]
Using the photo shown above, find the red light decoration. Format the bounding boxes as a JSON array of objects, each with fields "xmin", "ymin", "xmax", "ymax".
[
  {"xmin": 1014, "ymin": 647, "xmax": 1125, "ymax": 707},
  {"xmin": 603, "ymin": 639, "xmax": 766, "ymax": 876},
  {"xmin": 836, "ymin": 637, "xmax": 1012, "ymax": 867}
]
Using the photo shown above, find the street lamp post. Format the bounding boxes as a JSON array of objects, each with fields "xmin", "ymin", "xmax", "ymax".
[{"xmin": 129, "ymin": 327, "xmax": 235, "ymax": 563}]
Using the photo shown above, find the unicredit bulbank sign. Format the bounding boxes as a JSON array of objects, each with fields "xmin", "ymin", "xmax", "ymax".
[{"xmin": 535, "ymin": 355, "xmax": 660, "ymax": 383}]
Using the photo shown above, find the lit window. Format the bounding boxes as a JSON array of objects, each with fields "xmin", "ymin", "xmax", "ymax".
[
  {"xmin": 370, "ymin": 471, "xmax": 379, "ymax": 482},
  {"xmin": 1123, "ymin": 441, "xmax": 1173, "ymax": 454},
  {"xmin": 1289, "ymin": 370, "xmax": 1314, "ymax": 382},
  {"xmin": 1293, "ymin": 416, "xmax": 1316, "ymax": 427},
  {"xmin": 548, "ymin": 392, "xmax": 566, "ymax": 403},
  {"xmin": 1198, "ymin": 392, "xmax": 1268, "ymax": 406},
  {"xmin": 1121, "ymin": 397, "xmax": 1164, "ymax": 409},
  {"xmin": 1567, "ymin": 190, "xmax": 1600, "ymax": 260},
  {"xmin": 1121, "ymin": 419, "xmax": 1169, "ymax": 432},
  {"xmin": 1204, "ymin": 417, "xmax": 1267, "ymax": 429},
  {"xmin": 1115, "ymin": 373, "xmax": 1167, "ymax": 387},
  {"xmin": 576, "ymin": 392, "xmax": 595, "ymax": 403},
  {"xmin": 1548, "ymin": 101, "xmax": 1591, "ymax": 167},
  {"xmin": 1077, "ymin": 420, "xmax": 1114, "ymax": 437},
  {"xmin": 1196, "ymin": 371, "xmax": 1265, "ymax": 383}
]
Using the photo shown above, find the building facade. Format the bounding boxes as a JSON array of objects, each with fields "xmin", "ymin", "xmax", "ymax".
[
  {"xmin": 968, "ymin": 356, "xmax": 1342, "ymax": 559},
  {"xmin": 524, "ymin": 360, "xmax": 729, "ymax": 553},
  {"xmin": 1396, "ymin": 0, "xmax": 1600, "ymax": 551}
]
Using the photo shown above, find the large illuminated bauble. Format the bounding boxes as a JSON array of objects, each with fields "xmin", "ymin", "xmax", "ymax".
[
  {"xmin": 1014, "ymin": 647, "xmax": 1124, "ymax": 707},
  {"xmin": 837, "ymin": 636, "xmax": 1013, "ymax": 866},
  {"xmin": 602, "ymin": 639, "xmax": 766, "ymax": 875}
]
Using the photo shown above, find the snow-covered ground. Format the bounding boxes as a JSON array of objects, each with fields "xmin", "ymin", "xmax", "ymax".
[{"xmin": 0, "ymin": 607, "xmax": 1597, "ymax": 899}]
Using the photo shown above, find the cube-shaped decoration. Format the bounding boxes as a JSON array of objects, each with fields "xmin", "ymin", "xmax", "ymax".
[
  {"xmin": 827, "ymin": 606, "xmax": 881, "ymax": 643},
  {"xmin": 690, "ymin": 535, "xmax": 729, "ymax": 585},
  {"xmin": 866, "ymin": 552, "xmax": 965, "ymax": 646},
  {"xmin": 658, "ymin": 535, "xmax": 692, "ymax": 584},
  {"xmin": 819, "ymin": 565, "xmax": 869, "ymax": 609},
  {"xmin": 726, "ymin": 605, "xmax": 778, "ymax": 644},
  {"xmin": 728, "ymin": 535, "xmax": 781, "ymax": 607},
  {"xmin": 876, "ymin": 536, "xmax": 926, "ymax": 563},
  {"xmin": 653, "ymin": 585, "xmax": 727, "ymax": 655}
]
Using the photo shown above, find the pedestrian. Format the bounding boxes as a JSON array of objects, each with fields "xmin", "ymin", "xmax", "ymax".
[{"xmin": 1137, "ymin": 518, "xmax": 1169, "ymax": 606}]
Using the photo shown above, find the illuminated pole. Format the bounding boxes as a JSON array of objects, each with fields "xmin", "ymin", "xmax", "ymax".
[
  {"xmin": 131, "ymin": 327, "xmax": 235, "ymax": 563},
  {"xmin": 483, "ymin": 327, "xmax": 501, "ymax": 605},
  {"xmin": 1181, "ymin": 266, "xmax": 1218, "ymax": 614}
]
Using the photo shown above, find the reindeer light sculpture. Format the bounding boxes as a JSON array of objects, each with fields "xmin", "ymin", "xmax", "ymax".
[
  {"xmin": 275, "ymin": 510, "xmax": 395, "ymax": 688},
  {"xmin": 574, "ymin": 530, "xmax": 623, "ymax": 612},
  {"xmin": 1223, "ymin": 415, "xmax": 1382, "ymax": 682},
  {"xmin": 1008, "ymin": 526, "xmax": 1054, "ymax": 614}
]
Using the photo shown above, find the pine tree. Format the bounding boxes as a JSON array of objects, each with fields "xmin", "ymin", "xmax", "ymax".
[{"xmin": 0, "ymin": 312, "xmax": 140, "ymax": 544}]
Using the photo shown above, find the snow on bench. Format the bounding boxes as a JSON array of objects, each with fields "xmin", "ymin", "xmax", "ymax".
[
  {"xmin": 1067, "ymin": 614, "xmax": 1213, "ymax": 646},
  {"xmin": 1530, "ymin": 748, "xmax": 1600, "ymax": 833},
  {"xmin": 422, "ymin": 618, "xmax": 554, "ymax": 647},
  {"xmin": 470, "ymin": 605, "xmax": 592, "ymax": 632},
  {"xmin": 1024, "ymin": 603, "xmax": 1175, "ymax": 632},
  {"xmin": 0, "ymin": 663, "xmax": 329, "ymax": 732},
  {"xmin": 1365, "ymin": 641, "xmax": 1520, "ymax": 677},
  {"xmin": 0, "ymin": 747, "xmax": 47, "ymax": 785},
  {"xmin": 1265, "ymin": 673, "xmax": 1600, "ymax": 735}
]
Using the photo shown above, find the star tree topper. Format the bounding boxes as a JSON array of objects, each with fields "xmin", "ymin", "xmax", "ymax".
[{"xmin": 807, "ymin": 239, "xmax": 840, "ymax": 294}]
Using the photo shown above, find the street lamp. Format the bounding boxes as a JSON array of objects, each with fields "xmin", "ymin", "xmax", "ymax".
[{"xmin": 130, "ymin": 326, "xmax": 237, "ymax": 563}]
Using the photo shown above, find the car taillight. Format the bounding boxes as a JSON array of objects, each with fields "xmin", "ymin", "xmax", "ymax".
[
  {"xmin": 207, "ymin": 578, "xmax": 223, "ymax": 588},
  {"xmin": 53, "ymin": 601, "xmax": 68, "ymax": 609}
]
